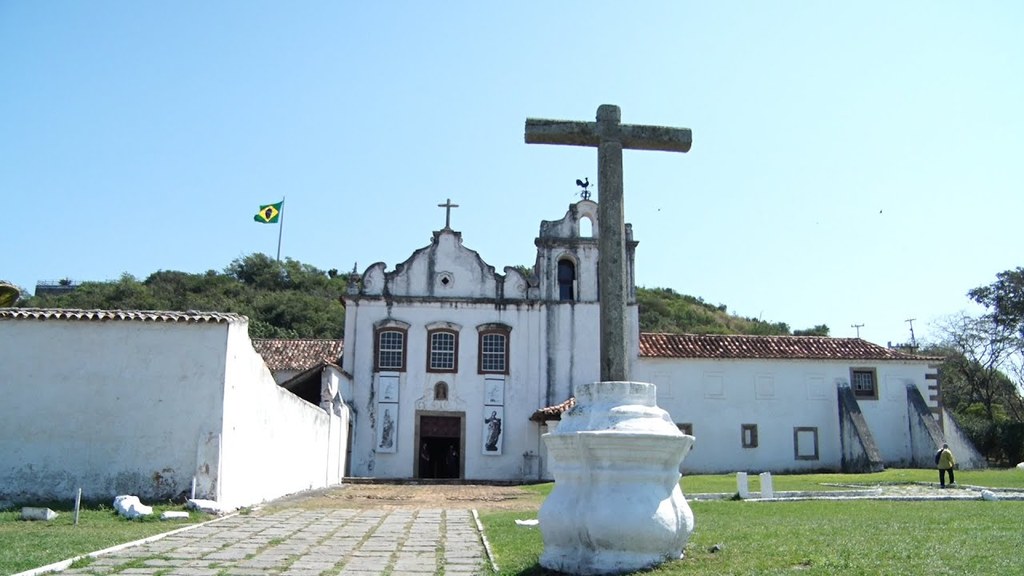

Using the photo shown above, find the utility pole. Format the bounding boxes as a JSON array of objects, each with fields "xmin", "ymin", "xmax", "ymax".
[
  {"xmin": 905, "ymin": 318, "xmax": 917, "ymax": 349},
  {"xmin": 851, "ymin": 323, "xmax": 864, "ymax": 338}
]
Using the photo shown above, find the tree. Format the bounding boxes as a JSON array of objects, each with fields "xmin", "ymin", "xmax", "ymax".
[
  {"xmin": 969, "ymin": 266, "xmax": 1024, "ymax": 337},
  {"xmin": 794, "ymin": 324, "xmax": 830, "ymax": 337},
  {"xmin": 934, "ymin": 312, "xmax": 1021, "ymax": 422},
  {"xmin": 967, "ymin": 267, "xmax": 1024, "ymax": 405}
]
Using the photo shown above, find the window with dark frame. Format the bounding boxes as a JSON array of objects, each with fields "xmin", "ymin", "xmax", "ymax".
[
  {"xmin": 557, "ymin": 259, "xmax": 576, "ymax": 301},
  {"xmin": 376, "ymin": 329, "xmax": 406, "ymax": 372},
  {"xmin": 428, "ymin": 329, "xmax": 458, "ymax": 372},
  {"xmin": 479, "ymin": 332, "xmax": 508, "ymax": 374},
  {"xmin": 741, "ymin": 424, "xmax": 758, "ymax": 448},
  {"xmin": 793, "ymin": 426, "xmax": 820, "ymax": 460},
  {"xmin": 851, "ymin": 368, "xmax": 878, "ymax": 399}
]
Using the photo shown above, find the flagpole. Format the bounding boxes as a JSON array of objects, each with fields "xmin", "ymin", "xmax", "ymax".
[{"xmin": 276, "ymin": 197, "xmax": 285, "ymax": 262}]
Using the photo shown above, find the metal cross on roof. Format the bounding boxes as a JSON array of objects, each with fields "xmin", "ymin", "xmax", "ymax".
[{"xmin": 438, "ymin": 198, "xmax": 459, "ymax": 229}]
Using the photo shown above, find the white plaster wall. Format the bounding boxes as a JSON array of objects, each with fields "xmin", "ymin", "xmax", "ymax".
[
  {"xmin": 854, "ymin": 363, "xmax": 935, "ymax": 467},
  {"xmin": 541, "ymin": 303, "xmax": 601, "ymax": 407},
  {"xmin": 387, "ymin": 232, "xmax": 497, "ymax": 299},
  {"xmin": 0, "ymin": 319, "xmax": 228, "ymax": 502},
  {"xmin": 343, "ymin": 299, "xmax": 550, "ymax": 481},
  {"xmin": 218, "ymin": 323, "xmax": 346, "ymax": 507},
  {"xmin": 635, "ymin": 358, "xmax": 934, "ymax": 474}
]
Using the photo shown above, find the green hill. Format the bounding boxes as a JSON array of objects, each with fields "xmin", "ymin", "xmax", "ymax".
[
  {"xmin": 637, "ymin": 287, "xmax": 828, "ymax": 336},
  {"xmin": 15, "ymin": 255, "xmax": 827, "ymax": 338}
]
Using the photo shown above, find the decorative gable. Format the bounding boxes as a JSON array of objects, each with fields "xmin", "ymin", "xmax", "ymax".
[{"xmin": 355, "ymin": 229, "xmax": 501, "ymax": 300}]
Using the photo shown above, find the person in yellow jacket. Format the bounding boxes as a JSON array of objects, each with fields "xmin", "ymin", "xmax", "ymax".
[{"xmin": 936, "ymin": 443, "xmax": 956, "ymax": 488}]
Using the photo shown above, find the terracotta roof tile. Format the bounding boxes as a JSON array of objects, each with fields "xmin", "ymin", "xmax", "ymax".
[
  {"xmin": 252, "ymin": 339, "xmax": 344, "ymax": 371},
  {"xmin": 0, "ymin": 307, "xmax": 244, "ymax": 324},
  {"xmin": 639, "ymin": 333, "xmax": 940, "ymax": 361},
  {"xmin": 530, "ymin": 397, "xmax": 575, "ymax": 422}
]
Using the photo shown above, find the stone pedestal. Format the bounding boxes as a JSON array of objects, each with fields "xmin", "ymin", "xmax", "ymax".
[{"xmin": 539, "ymin": 381, "xmax": 695, "ymax": 575}]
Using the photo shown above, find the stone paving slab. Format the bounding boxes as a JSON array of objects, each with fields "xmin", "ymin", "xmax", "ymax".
[{"xmin": 37, "ymin": 508, "xmax": 488, "ymax": 576}]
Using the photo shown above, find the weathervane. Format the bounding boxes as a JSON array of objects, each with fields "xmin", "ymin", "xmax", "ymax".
[{"xmin": 575, "ymin": 177, "xmax": 591, "ymax": 200}]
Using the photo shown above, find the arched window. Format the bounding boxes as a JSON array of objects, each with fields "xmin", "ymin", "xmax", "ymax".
[
  {"xmin": 375, "ymin": 328, "xmax": 407, "ymax": 372},
  {"xmin": 373, "ymin": 319, "xmax": 410, "ymax": 372},
  {"xmin": 557, "ymin": 259, "xmax": 576, "ymax": 301},
  {"xmin": 427, "ymin": 329, "xmax": 459, "ymax": 372},
  {"xmin": 434, "ymin": 382, "xmax": 449, "ymax": 401},
  {"xmin": 478, "ymin": 327, "xmax": 511, "ymax": 375},
  {"xmin": 579, "ymin": 216, "xmax": 594, "ymax": 238}
]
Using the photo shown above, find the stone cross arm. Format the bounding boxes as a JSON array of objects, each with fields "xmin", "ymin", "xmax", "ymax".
[{"xmin": 525, "ymin": 118, "xmax": 692, "ymax": 153}]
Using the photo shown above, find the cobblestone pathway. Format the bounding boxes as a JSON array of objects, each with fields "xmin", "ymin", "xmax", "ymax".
[{"xmin": 56, "ymin": 508, "xmax": 488, "ymax": 576}]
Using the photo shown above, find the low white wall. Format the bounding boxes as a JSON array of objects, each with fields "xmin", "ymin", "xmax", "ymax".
[
  {"xmin": 0, "ymin": 314, "xmax": 348, "ymax": 508},
  {"xmin": 0, "ymin": 318, "xmax": 228, "ymax": 503},
  {"xmin": 218, "ymin": 323, "xmax": 347, "ymax": 507}
]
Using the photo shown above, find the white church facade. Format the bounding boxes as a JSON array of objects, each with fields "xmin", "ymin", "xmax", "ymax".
[
  {"xmin": 338, "ymin": 200, "xmax": 607, "ymax": 480},
  {"xmin": 337, "ymin": 199, "xmax": 983, "ymax": 481}
]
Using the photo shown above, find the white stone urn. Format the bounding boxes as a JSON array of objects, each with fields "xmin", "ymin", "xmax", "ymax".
[{"xmin": 539, "ymin": 381, "xmax": 695, "ymax": 575}]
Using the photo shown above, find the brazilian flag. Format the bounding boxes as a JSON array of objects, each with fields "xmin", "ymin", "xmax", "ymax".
[{"xmin": 254, "ymin": 201, "xmax": 283, "ymax": 223}]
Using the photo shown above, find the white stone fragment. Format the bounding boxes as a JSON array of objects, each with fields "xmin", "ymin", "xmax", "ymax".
[
  {"xmin": 736, "ymin": 472, "xmax": 749, "ymax": 499},
  {"xmin": 21, "ymin": 507, "xmax": 58, "ymax": 521},
  {"xmin": 1016, "ymin": 462, "xmax": 1024, "ymax": 470},
  {"xmin": 186, "ymin": 498, "xmax": 236, "ymax": 515},
  {"xmin": 759, "ymin": 472, "xmax": 774, "ymax": 499},
  {"xmin": 981, "ymin": 490, "xmax": 1000, "ymax": 501},
  {"xmin": 113, "ymin": 495, "xmax": 153, "ymax": 519},
  {"xmin": 161, "ymin": 510, "xmax": 191, "ymax": 520},
  {"xmin": 515, "ymin": 518, "xmax": 539, "ymax": 526}
]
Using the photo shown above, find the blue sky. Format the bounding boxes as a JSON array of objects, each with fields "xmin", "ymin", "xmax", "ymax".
[{"xmin": 2, "ymin": 2, "xmax": 1021, "ymax": 345}]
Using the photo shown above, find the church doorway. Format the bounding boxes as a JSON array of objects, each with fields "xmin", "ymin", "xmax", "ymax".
[{"xmin": 416, "ymin": 412, "xmax": 463, "ymax": 479}]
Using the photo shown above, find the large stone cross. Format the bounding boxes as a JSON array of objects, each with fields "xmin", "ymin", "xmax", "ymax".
[{"xmin": 525, "ymin": 104, "xmax": 692, "ymax": 382}]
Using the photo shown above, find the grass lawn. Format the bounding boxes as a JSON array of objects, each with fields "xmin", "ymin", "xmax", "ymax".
[
  {"xmin": 0, "ymin": 502, "xmax": 208, "ymax": 575},
  {"xmin": 481, "ymin": 469, "xmax": 1024, "ymax": 576}
]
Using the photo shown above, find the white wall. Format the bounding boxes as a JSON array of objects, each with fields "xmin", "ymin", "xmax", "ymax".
[
  {"xmin": 0, "ymin": 318, "xmax": 228, "ymax": 502},
  {"xmin": 217, "ymin": 323, "xmax": 347, "ymax": 507},
  {"xmin": 343, "ymin": 299, "xmax": 548, "ymax": 481},
  {"xmin": 0, "ymin": 315, "xmax": 348, "ymax": 507},
  {"xmin": 635, "ymin": 357, "xmax": 935, "ymax": 474}
]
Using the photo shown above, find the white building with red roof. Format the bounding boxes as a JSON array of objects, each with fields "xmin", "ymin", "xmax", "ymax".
[
  {"xmin": 633, "ymin": 333, "xmax": 982, "ymax": 474},
  {"xmin": 0, "ymin": 199, "xmax": 982, "ymax": 500},
  {"xmin": 338, "ymin": 199, "xmax": 983, "ymax": 481}
]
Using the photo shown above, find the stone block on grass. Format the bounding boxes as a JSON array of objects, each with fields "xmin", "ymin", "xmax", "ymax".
[
  {"xmin": 21, "ymin": 507, "xmax": 59, "ymax": 521},
  {"xmin": 161, "ymin": 510, "xmax": 191, "ymax": 520}
]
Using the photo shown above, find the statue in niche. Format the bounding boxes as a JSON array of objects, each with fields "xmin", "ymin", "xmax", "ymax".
[
  {"xmin": 484, "ymin": 410, "xmax": 502, "ymax": 452},
  {"xmin": 379, "ymin": 408, "xmax": 394, "ymax": 449}
]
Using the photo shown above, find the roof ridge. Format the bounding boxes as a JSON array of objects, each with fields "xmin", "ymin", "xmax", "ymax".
[
  {"xmin": 638, "ymin": 332, "xmax": 941, "ymax": 361},
  {"xmin": 0, "ymin": 308, "xmax": 245, "ymax": 323}
]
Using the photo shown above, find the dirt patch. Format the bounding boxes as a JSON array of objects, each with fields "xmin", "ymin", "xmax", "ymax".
[{"xmin": 261, "ymin": 483, "xmax": 544, "ymax": 513}]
